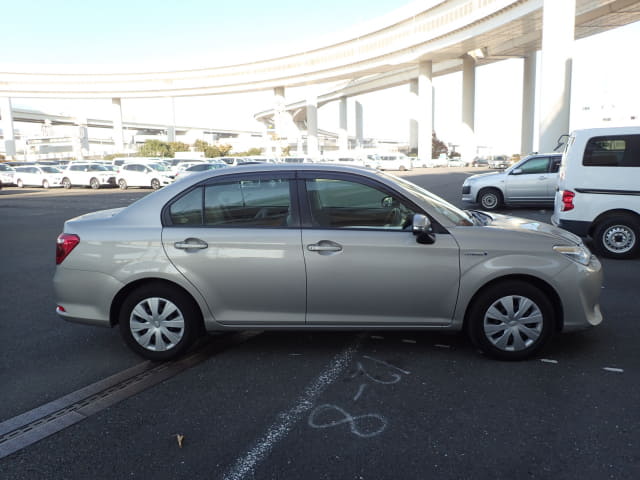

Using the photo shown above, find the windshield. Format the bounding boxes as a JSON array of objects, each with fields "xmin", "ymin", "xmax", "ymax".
[
  {"xmin": 382, "ymin": 172, "xmax": 473, "ymax": 226},
  {"xmin": 149, "ymin": 163, "xmax": 169, "ymax": 171},
  {"xmin": 41, "ymin": 166, "xmax": 61, "ymax": 173}
]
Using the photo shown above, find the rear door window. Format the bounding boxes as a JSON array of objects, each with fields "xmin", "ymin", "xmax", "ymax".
[{"xmin": 583, "ymin": 135, "xmax": 640, "ymax": 166}]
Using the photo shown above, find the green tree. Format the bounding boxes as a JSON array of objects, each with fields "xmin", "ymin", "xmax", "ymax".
[
  {"xmin": 139, "ymin": 139, "xmax": 171, "ymax": 157},
  {"xmin": 194, "ymin": 139, "xmax": 209, "ymax": 152},
  {"xmin": 432, "ymin": 131, "xmax": 448, "ymax": 159},
  {"xmin": 203, "ymin": 143, "xmax": 233, "ymax": 158},
  {"xmin": 169, "ymin": 142, "xmax": 190, "ymax": 156}
]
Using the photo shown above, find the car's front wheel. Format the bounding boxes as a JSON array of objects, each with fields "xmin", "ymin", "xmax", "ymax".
[
  {"xmin": 118, "ymin": 179, "xmax": 128, "ymax": 190},
  {"xmin": 151, "ymin": 178, "xmax": 161, "ymax": 190},
  {"xmin": 62, "ymin": 178, "xmax": 72, "ymax": 189},
  {"xmin": 90, "ymin": 177, "xmax": 100, "ymax": 189},
  {"xmin": 467, "ymin": 280, "xmax": 554, "ymax": 360},
  {"xmin": 16, "ymin": 179, "xmax": 24, "ymax": 188},
  {"xmin": 478, "ymin": 188, "xmax": 502, "ymax": 210},
  {"xmin": 42, "ymin": 180, "xmax": 50, "ymax": 189},
  {"xmin": 592, "ymin": 214, "xmax": 640, "ymax": 259},
  {"xmin": 119, "ymin": 283, "xmax": 202, "ymax": 361}
]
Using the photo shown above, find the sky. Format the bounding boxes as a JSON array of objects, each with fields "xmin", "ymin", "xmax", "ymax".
[{"xmin": 2, "ymin": 0, "xmax": 639, "ymax": 155}]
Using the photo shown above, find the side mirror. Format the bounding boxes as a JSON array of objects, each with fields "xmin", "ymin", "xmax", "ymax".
[
  {"xmin": 511, "ymin": 168, "xmax": 522, "ymax": 175},
  {"xmin": 412, "ymin": 214, "xmax": 435, "ymax": 244}
]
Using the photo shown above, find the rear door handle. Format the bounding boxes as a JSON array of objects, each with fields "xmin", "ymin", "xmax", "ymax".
[
  {"xmin": 174, "ymin": 238, "xmax": 208, "ymax": 250},
  {"xmin": 307, "ymin": 241, "xmax": 342, "ymax": 253}
]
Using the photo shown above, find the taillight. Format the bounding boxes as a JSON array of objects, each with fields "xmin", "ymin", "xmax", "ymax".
[
  {"xmin": 561, "ymin": 190, "xmax": 575, "ymax": 212},
  {"xmin": 56, "ymin": 233, "xmax": 80, "ymax": 264}
]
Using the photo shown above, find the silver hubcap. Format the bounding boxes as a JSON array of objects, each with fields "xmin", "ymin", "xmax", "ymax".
[
  {"xmin": 481, "ymin": 193, "xmax": 497, "ymax": 209},
  {"xmin": 483, "ymin": 295, "xmax": 543, "ymax": 352},
  {"xmin": 129, "ymin": 297, "xmax": 185, "ymax": 351},
  {"xmin": 603, "ymin": 225, "xmax": 635, "ymax": 254}
]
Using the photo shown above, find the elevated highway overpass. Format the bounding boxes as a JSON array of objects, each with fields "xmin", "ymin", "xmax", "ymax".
[{"xmin": 2, "ymin": 0, "xmax": 639, "ymax": 159}]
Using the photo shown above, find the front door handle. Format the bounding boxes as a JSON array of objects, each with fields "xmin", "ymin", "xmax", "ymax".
[
  {"xmin": 307, "ymin": 241, "xmax": 342, "ymax": 253},
  {"xmin": 174, "ymin": 238, "xmax": 208, "ymax": 250}
]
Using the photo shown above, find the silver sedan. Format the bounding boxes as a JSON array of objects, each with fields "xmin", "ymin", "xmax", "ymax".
[
  {"xmin": 462, "ymin": 154, "xmax": 562, "ymax": 210},
  {"xmin": 54, "ymin": 164, "xmax": 602, "ymax": 361}
]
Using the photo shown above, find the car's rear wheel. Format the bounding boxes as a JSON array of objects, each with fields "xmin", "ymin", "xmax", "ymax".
[
  {"xmin": 42, "ymin": 180, "xmax": 50, "ymax": 189},
  {"xmin": 119, "ymin": 283, "xmax": 202, "ymax": 361},
  {"xmin": 467, "ymin": 280, "xmax": 554, "ymax": 360},
  {"xmin": 90, "ymin": 177, "xmax": 100, "ymax": 189},
  {"xmin": 118, "ymin": 179, "xmax": 128, "ymax": 190},
  {"xmin": 592, "ymin": 214, "xmax": 640, "ymax": 259},
  {"xmin": 478, "ymin": 188, "xmax": 502, "ymax": 210},
  {"xmin": 151, "ymin": 178, "xmax": 161, "ymax": 190},
  {"xmin": 62, "ymin": 177, "xmax": 72, "ymax": 189}
]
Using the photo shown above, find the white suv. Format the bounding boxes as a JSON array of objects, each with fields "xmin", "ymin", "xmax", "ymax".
[
  {"xmin": 61, "ymin": 163, "xmax": 116, "ymax": 189},
  {"xmin": 552, "ymin": 126, "xmax": 640, "ymax": 259},
  {"xmin": 117, "ymin": 162, "xmax": 173, "ymax": 190}
]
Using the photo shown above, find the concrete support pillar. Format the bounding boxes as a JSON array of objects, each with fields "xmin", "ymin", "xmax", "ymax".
[
  {"xmin": 306, "ymin": 94, "xmax": 319, "ymax": 158},
  {"xmin": 418, "ymin": 61, "xmax": 433, "ymax": 161},
  {"xmin": 539, "ymin": 0, "xmax": 575, "ymax": 153},
  {"xmin": 461, "ymin": 55, "xmax": 476, "ymax": 160},
  {"xmin": 111, "ymin": 98, "xmax": 124, "ymax": 153},
  {"xmin": 0, "ymin": 97, "xmax": 17, "ymax": 159},
  {"xmin": 521, "ymin": 52, "xmax": 537, "ymax": 155},
  {"xmin": 75, "ymin": 117, "xmax": 89, "ymax": 161},
  {"xmin": 338, "ymin": 96, "xmax": 348, "ymax": 151},
  {"xmin": 409, "ymin": 79, "xmax": 419, "ymax": 153},
  {"xmin": 274, "ymin": 86, "xmax": 286, "ymax": 141},
  {"xmin": 167, "ymin": 97, "xmax": 176, "ymax": 142},
  {"xmin": 355, "ymin": 101, "xmax": 363, "ymax": 148}
]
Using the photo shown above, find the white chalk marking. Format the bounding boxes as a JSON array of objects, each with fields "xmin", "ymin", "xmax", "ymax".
[
  {"xmin": 603, "ymin": 367, "xmax": 624, "ymax": 373},
  {"xmin": 540, "ymin": 359, "xmax": 558, "ymax": 364},
  {"xmin": 223, "ymin": 335, "xmax": 364, "ymax": 480},
  {"xmin": 370, "ymin": 335, "xmax": 385, "ymax": 340},
  {"xmin": 353, "ymin": 383, "xmax": 367, "ymax": 402},
  {"xmin": 308, "ymin": 404, "xmax": 387, "ymax": 438},
  {"xmin": 401, "ymin": 339, "xmax": 416, "ymax": 344},
  {"xmin": 434, "ymin": 344, "xmax": 451, "ymax": 349}
]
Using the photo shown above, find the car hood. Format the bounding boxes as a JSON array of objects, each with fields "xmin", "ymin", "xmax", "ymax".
[
  {"xmin": 486, "ymin": 213, "xmax": 582, "ymax": 245},
  {"xmin": 464, "ymin": 171, "xmax": 505, "ymax": 183}
]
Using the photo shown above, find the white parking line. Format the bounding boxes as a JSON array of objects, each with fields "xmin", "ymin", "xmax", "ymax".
[
  {"xmin": 401, "ymin": 339, "xmax": 416, "ymax": 344},
  {"xmin": 603, "ymin": 367, "xmax": 624, "ymax": 373},
  {"xmin": 223, "ymin": 335, "xmax": 364, "ymax": 480},
  {"xmin": 540, "ymin": 359, "xmax": 558, "ymax": 364}
]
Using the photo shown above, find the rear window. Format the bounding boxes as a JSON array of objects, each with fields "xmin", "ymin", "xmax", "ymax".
[{"xmin": 582, "ymin": 135, "xmax": 640, "ymax": 167}]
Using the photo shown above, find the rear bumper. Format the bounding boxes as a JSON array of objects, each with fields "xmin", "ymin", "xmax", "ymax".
[{"xmin": 551, "ymin": 217, "xmax": 591, "ymax": 237}]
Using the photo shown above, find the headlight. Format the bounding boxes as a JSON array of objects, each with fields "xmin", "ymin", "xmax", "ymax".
[{"xmin": 553, "ymin": 244, "xmax": 592, "ymax": 266}]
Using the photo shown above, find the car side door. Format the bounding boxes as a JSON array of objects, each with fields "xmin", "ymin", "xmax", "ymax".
[
  {"xmin": 504, "ymin": 156, "xmax": 551, "ymax": 203},
  {"xmin": 161, "ymin": 171, "xmax": 306, "ymax": 325},
  {"xmin": 299, "ymin": 172, "xmax": 460, "ymax": 326}
]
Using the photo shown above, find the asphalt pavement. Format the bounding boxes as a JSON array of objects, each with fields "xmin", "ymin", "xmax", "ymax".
[{"xmin": 1, "ymin": 170, "xmax": 638, "ymax": 479}]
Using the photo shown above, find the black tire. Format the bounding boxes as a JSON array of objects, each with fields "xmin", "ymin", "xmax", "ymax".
[
  {"xmin": 478, "ymin": 188, "xmax": 502, "ymax": 211},
  {"xmin": 62, "ymin": 177, "xmax": 72, "ymax": 189},
  {"xmin": 42, "ymin": 180, "xmax": 50, "ymax": 189},
  {"xmin": 151, "ymin": 178, "xmax": 161, "ymax": 190},
  {"xmin": 119, "ymin": 283, "xmax": 202, "ymax": 361},
  {"xmin": 90, "ymin": 177, "xmax": 100, "ymax": 190},
  {"xmin": 592, "ymin": 214, "xmax": 640, "ymax": 259},
  {"xmin": 16, "ymin": 179, "xmax": 24, "ymax": 188},
  {"xmin": 467, "ymin": 280, "xmax": 554, "ymax": 361},
  {"xmin": 118, "ymin": 179, "xmax": 128, "ymax": 190}
]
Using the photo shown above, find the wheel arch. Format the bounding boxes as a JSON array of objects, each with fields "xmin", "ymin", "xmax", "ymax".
[
  {"xmin": 463, "ymin": 274, "xmax": 564, "ymax": 333},
  {"xmin": 589, "ymin": 209, "xmax": 640, "ymax": 236},
  {"xmin": 109, "ymin": 278, "xmax": 204, "ymax": 328}
]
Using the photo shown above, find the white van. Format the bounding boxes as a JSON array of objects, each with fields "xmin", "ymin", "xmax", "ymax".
[{"xmin": 551, "ymin": 126, "xmax": 640, "ymax": 259}]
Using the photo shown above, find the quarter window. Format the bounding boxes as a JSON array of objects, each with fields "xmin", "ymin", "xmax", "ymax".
[{"xmin": 583, "ymin": 135, "xmax": 640, "ymax": 166}]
